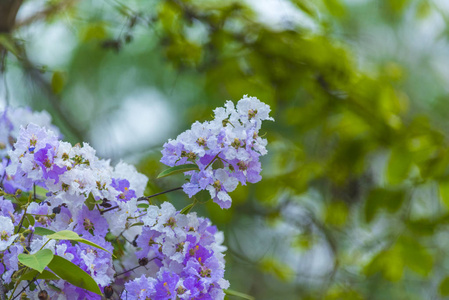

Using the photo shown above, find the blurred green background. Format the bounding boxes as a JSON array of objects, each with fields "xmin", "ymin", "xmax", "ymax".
[{"xmin": 2, "ymin": 0, "xmax": 449, "ymax": 299}]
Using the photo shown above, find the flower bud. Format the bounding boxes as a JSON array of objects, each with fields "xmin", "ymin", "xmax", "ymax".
[
  {"xmin": 104, "ymin": 286, "xmax": 114, "ymax": 299},
  {"xmin": 138, "ymin": 257, "xmax": 149, "ymax": 266},
  {"xmin": 38, "ymin": 290, "xmax": 48, "ymax": 300}
]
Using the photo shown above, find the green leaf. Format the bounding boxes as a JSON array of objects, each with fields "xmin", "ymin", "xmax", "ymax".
[
  {"xmin": 19, "ymin": 269, "xmax": 59, "ymax": 281},
  {"xmin": 291, "ymin": 0, "xmax": 316, "ymax": 18},
  {"xmin": 80, "ymin": 23, "xmax": 108, "ymax": 42},
  {"xmin": 84, "ymin": 192, "xmax": 102, "ymax": 211},
  {"xmin": 157, "ymin": 164, "xmax": 199, "ymax": 178},
  {"xmin": 323, "ymin": 0, "xmax": 346, "ymax": 18},
  {"xmin": 180, "ymin": 203, "xmax": 195, "ymax": 215},
  {"xmin": 416, "ymin": 1, "xmax": 431, "ymax": 19},
  {"xmin": 364, "ymin": 188, "xmax": 405, "ymax": 223},
  {"xmin": 212, "ymin": 159, "xmax": 224, "ymax": 170},
  {"xmin": 224, "ymin": 289, "xmax": 255, "ymax": 300},
  {"xmin": 35, "ymin": 186, "xmax": 49, "ymax": 198},
  {"xmin": 387, "ymin": 0, "xmax": 409, "ymax": 14},
  {"xmin": 364, "ymin": 235, "xmax": 432, "ymax": 281},
  {"xmin": 259, "ymin": 258, "xmax": 294, "ymax": 281},
  {"xmin": 324, "ymin": 201, "xmax": 348, "ymax": 227},
  {"xmin": 0, "ymin": 34, "xmax": 19, "ymax": 57},
  {"xmin": 400, "ymin": 236, "xmax": 433, "ymax": 276},
  {"xmin": 194, "ymin": 189, "xmax": 212, "ymax": 203},
  {"xmin": 364, "ymin": 248, "xmax": 403, "ymax": 281},
  {"xmin": 47, "ymin": 255, "xmax": 102, "ymax": 296},
  {"xmin": 23, "ymin": 214, "xmax": 35, "ymax": 228},
  {"xmin": 130, "ymin": 222, "xmax": 144, "ymax": 227},
  {"xmin": 439, "ymin": 180, "xmax": 449, "ymax": 209},
  {"xmin": 137, "ymin": 203, "xmax": 149, "ymax": 209},
  {"xmin": 440, "ymin": 276, "xmax": 449, "ymax": 296},
  {"xmin": 46, "ymin": 230, "xmax": 113, "ymax": 256},
  {"xmin": 18, "ymin": 249, "xmax": 54, "ymax": 273},
  {"xmin": 387, "ymin": 146, "xmax": 413, "ymax": 185},
  {"xmin": 51, "ymin": 71, "xmax": 66, "ymax": 94},
  {"xmin": 34, "ymin": 227, "xmax": 56, "ymax": 236}
]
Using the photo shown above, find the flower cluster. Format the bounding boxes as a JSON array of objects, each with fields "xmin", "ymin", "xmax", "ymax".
[
  {"xmin": 0, "ymin": 97, "xmax": 271, "ymax": 299},
  {"xmin": 161, "ymin": 95, "xmax": 273, "ymax": 209},
  {"xmin": 122, "ymin": 202, "xmax": 228, "ymax": 299},
  {"xmin": 0, "ymin": 107, "xmax": 61, "ymax": 194}
]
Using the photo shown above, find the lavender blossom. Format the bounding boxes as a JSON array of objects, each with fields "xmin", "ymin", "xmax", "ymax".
[{"xmin": 160, "ymin": 95, "xmax": 273, "ymax": 209}]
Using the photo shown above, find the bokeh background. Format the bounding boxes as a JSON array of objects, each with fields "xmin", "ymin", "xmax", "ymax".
[{"xmin": 2, "ymin": 0, "xmax": 449, "ymax": 299}]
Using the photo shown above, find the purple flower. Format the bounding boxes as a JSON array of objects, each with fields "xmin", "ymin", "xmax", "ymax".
[
  {"xmin": 160, "ymin": 96, "xmax": 273, "ymax": 209},
  {"xmin": 206, "ymin": 169, "xmax": 238, "ymax": 209},
  {"xmin": 136, "ymin": 227, "xmax": 162, "ymax": 259},
  {"xmin": 124, "ymin": 275, "xmax": 157, "ymax": 300},
  {"xmin": 154, "ymin": 272, "xmax": 179, "ymax": 300},
  {"xmin": 111, "ymin": 178, "xmax": 136, "ymax": 202},
  {"xmin": 75, "ymin": 206, "xmax": 109, "ymax": 237}
]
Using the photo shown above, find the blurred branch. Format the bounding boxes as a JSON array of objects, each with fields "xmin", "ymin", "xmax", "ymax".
[
  {"xmin": 14, "ymin": 0, "xmax": 79, "ymax": 29},
  {"xmin": 0, "ymin": 0, "xmax": 23, "ymax": 33},
  {"xmin": 0, "ymin": 0, "xmax": 23, "ymax": 106},
  {"xmin": 18, "ymin": 50, "xmax": 86, "ymax": 142}
]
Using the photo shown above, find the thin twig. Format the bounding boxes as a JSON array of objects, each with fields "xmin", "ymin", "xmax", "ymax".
[
  {"xmin": 100, "ymin": 187, "xmax": 183, "ymax": 215},
  {"xmin": 137, "ymin": 187, "xmax": 183, "ymax": 201},
  {"xmin": 19, "ymin": 53, "xmax": 86, "ymax": 142},
  {"xmin": 10, "ymin": 275, "xmax": 37, "ymax": 300},
  {"xmin": 14, "ymin": 0, "xmax": 79, "ymax": 29},
  {"xmin": 0, "ymin": 277, "xmax": 6, "ymax": 300}
]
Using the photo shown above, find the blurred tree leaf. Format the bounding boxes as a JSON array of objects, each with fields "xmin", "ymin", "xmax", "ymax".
[
  {"xmin": 439, "ymin": 276, "xmax": 449, "ymax": 296},
  {"xmin": 324, "ymin": 200, "xmax": 348, "ymax": 227},
  {"xmin": 323, "ymin": 0, "xmax": 346, "ymax": 18},
  {"xmin": 51, "ymin": 71, "xmax": 66, "ymax": 95},
  {"xmin": 365, "ymin": 235, "xmax": 432, "ymax": 281},
  {"xmin": 259, "ymin": 258, "xmax": 295, "ymax": 282},
  {"xmin": 387, "ymin": 145, "xmax": 413, "ymax": 185},
  {"xmin": 365, "ymin": 187, "xmax": 405, "ymax": 223},
  {"xmin": 80, "ymin": 22, "xmax": 108, "ymax": 42}
]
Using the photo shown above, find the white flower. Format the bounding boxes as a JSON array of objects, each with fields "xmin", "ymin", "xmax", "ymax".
[{"xmin": 0, "ymin": 216, "xmax": 18, "ymax": 251}]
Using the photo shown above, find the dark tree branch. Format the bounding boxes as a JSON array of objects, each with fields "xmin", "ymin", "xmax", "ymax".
[
  {"xmin": 19, "ymin": 53, "xmax": 86, "ymax": 142},
  {"xmin": 13, "ymin": 0, "xmax": 79, "ymax": 29},
  {"xmin": 0, "ymin": 0, "xmax": 23, "ymax": 34}
]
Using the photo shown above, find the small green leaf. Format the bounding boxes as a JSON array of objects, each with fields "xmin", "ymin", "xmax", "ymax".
[
  {"xmin": 387, "ymin": 146, "xmax": 413, "ymax": 185},
  {"xmin": 157, "ymin": 164, "xmax": 199, "ymax": 178},
  {"xmin": 130, "ymin": 222, "xmax": 144, "ymax": 227},
  {"xmin": 364, "ymin": 188, "xmax": 405, "ymax": 223},
  {"xmin": 212, "ymin": 159, "xmax": 224, "ymax": 170},
  {"xmin": 85, "ymin": 193, "xmax": 102, "ymax": 211},
  {"xmin": 195, "ymin": 190, "xmax": 212, "ymax": 203},
  {"xmin": 47, "ymin": 282, "xmax": 62, "ymax": 293},
  {"xmin": 180, "ymin": 203, "xmax": 195, "ymax": 215},
  {"xmin": 34, "ymin": 227, "xmax": 56, "ymax": 236},
  {"xmin": 439, "ymin": 180, "xmax": 449, "ymax": 209},
  {"xmin": 137, "ymin": 203, "xmax": 149, "ymax": 209},
  {"xmin": 19, "ymin": 269, "xmax": 59, "ymax": 281},
  {"xmin": 323, "ymin": 0, "xmax": 346, "ymax": 18},
  {"xmin": 290, "ymin": 0, "xmax": 316, "ymax": 18},
  {"xmin": 0, "ymin": 34, "xmax": 19, "ymax": 57},
  {"xmin": 46, "ymin": 230, "xmax": 113, "ymax": 256},
  {"xmin": 18, "ymin": 249, "xmax": 54, "ymax": 273},
  {"xmin": 35, "ymin": 186, "xmax": 49, "ymax": 198},
  {"xmin": 47, "ymin": 255, "xmax": 102, "ymax": 296},
  {"xmin": 23, "ymin": 214, "xmax": 35, "ymax": 228},
  {"xmin": 80, "ymin": 23, "xmax": 108, "ymax": 42},
  {"xmin": 51, "ymin": 71, "xmax": 66, "ymax": 95},
  {"xmin": 440, "ymin": 276, "xmax": 449, "ymax": 296},
  {"xmin": 224, "ymin": 289, "xmax": 255, "ymax": 300}
]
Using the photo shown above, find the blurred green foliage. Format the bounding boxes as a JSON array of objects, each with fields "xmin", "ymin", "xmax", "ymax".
[{"xmin": 3, "ymin": 0, "xmax": 449, "ymax": 299}]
